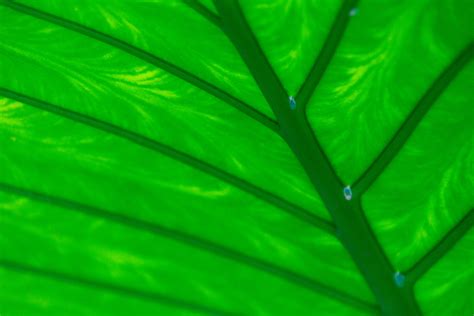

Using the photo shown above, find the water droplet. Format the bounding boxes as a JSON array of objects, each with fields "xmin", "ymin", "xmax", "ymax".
[
  {"xmin": 289, "ymin": 96, "xmax": 296, "ymax": 110},
  {"xmin": 343, "ymin": 185, "xmax": 352, "ymax": 201},
  {"xmin": 394, "ymin": 271, "xmax": 405, "ymax": 288},
  {"xmin": 349, "ymin": 8, "xmax": 358, "ymax": 16}
]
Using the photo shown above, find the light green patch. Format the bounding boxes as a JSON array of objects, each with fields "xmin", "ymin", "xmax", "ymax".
[
  {"xmin": 307, "ymin": 0, "xmax": 473, "ymax": 184},
  {"xmin": 415, "ymin": 229, "xmax": 474, "ymax": 315},
  {"xmin": 363, "ymin": 63, "xmax": 474, "ymax": 271},
  {"xmin": 15, "ymin": 0, "xmax": 273, "ymax": 118},
  {"xmin": 240, "ymin": 0, "xmax": 342, "ymax": 96}
]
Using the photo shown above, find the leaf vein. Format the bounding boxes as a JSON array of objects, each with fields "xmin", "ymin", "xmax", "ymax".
[
  {"xmin": 296, "ymin": 0, "xmax": 359, "ymax": 110},
  {"xmin": 405, "ymin": 209, "xmax": 474, "ymax": 285},
  {"xmin": 352, "ymin": 43, "xmax": 474, "ymax": 197},
  {"xmin": 1, "ymin": 0, "xmax": 279, "ymax": 133},
  {"xmin": 0, "ymin": 258, "xmax": 237, "ymax": 315},
  {"xmin": 0, "ymin": 88, "xmax": 335, "ymax": 234},
  {"xmin": 0, "ymin": 182, "xmax": 375, "ymax": 312}
]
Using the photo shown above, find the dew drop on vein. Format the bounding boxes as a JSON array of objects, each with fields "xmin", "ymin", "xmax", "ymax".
[
  {"xmin": 349, "ymin": 7, "xmax": 359, "ymax": 17},
  {"xmin": 289, "ymin": 96, "xmax": 297, "ymax": 110},
  {"xmin": 343, "ymin": 185, "xmax": 353, "ymax": 201}
]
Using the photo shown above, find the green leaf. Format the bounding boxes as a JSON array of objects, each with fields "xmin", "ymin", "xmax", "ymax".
[{"xmin": 0, "ymin": 0, "xmax": 472, "ymax": 315}]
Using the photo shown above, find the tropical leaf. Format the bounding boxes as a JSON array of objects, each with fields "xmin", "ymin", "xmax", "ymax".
[{"xmin": 0, "ymin": 0, "xmax": 472, "ymax": 315}]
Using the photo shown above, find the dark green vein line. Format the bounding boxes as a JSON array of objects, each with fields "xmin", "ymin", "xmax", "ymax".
[
  {"xmin": 1, "ymin": 0, "xmax": 279, "ymax": 133},
  {"xmin": 353, "ymin": 43, "xmax": 474, "ymax": 197},
  {"xmin": 215, "ymin": 1, "xmax": 421, "ymax": 314},
  {"xmin": 0, "ymin": 182, "xmax": 375, "ymax": 312},
  {"xmin": 183, "ymin": 0, "xmax": 221, "ymax": 28},
  {"xmin": 214, "ymin": 0, "xmax": 344, "ymax": 198},
  {"xmin": 0, "ymin": 88, "xmax": 335, "ymax": 235},
  {"xmin": 296, "ymin": 0, "xmax": 359, "ymax": 109},
  {"xmin": 405, "ymin": 209, "xmax": 474, "ymax": 285},
  {"xmin": 0, "ymin": 259, "xmax": 236, "ymax": 316}
]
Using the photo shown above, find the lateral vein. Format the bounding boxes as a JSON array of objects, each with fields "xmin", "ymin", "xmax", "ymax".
[
  {"xmin": 1, "ymin": 0, "xmax": 279, "ymax": 133},
  {"xmin": 0, "ymin": 88, "xmax": 335, "ymax": 235}
]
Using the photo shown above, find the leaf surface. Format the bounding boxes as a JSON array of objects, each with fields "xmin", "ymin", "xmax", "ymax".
[{"xmin": 0, "ymin": 0, "xmax": 472, "ymax": 315}]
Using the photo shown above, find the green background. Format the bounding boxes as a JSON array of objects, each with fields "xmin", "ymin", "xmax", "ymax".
[{"xmin": 0, "ymin": 0, "xmax": 472, "ymax": 315}]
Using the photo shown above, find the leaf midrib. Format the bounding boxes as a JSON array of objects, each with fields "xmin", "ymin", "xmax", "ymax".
[{"xmin": 213, "ymin": 0, "xmax": 473, "ymax": 314}]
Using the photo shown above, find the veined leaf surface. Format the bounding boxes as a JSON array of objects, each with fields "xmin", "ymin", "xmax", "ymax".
[{"xmin": 0, "ymin": 0, "xmax": 472, "ymax": 315}]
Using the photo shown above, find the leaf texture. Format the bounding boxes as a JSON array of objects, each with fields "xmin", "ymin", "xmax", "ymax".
[
  {"xmin": 0, "ymin": 0, "xmax": 472, "ymax": 315},
  {"xmin": 363, "ymin": 63, "xmax": 474, "ymax": 271},
  {"xmin": 306, "ymin": 0, "xmax": 473, "ymax": 184},
  {"xmin": 415, "ymin": 228, "xmax": 474, "ymax": 315}
]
